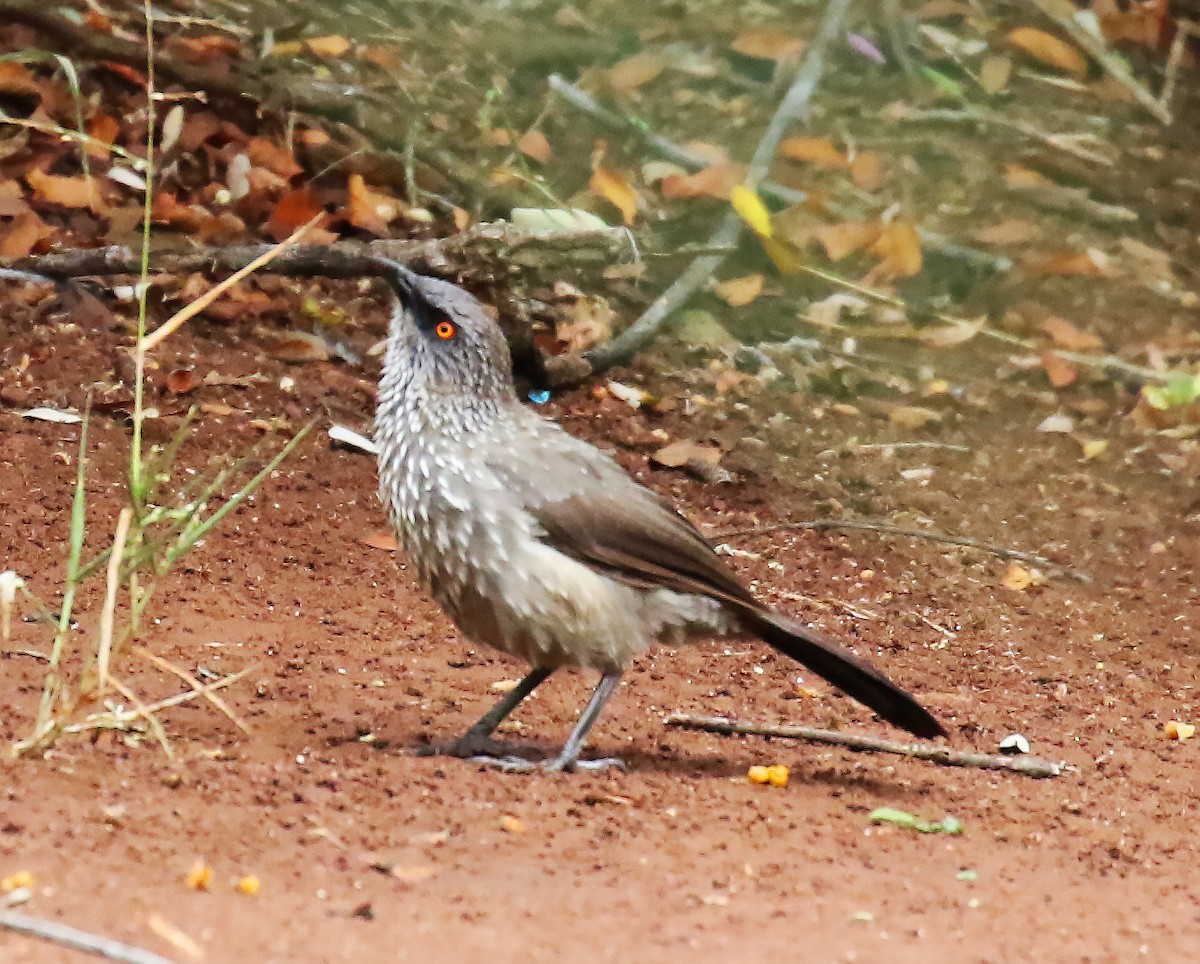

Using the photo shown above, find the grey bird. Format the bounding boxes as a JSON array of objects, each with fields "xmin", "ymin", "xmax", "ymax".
[{"xmin": 374, "ymin": 261, "xmax": 945, "ymax": 771}]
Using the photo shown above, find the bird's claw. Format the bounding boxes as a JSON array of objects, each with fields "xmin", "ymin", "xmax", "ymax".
[{"xmin": 467, "ymin": 753, "xmax": 627, "ymax": 774}]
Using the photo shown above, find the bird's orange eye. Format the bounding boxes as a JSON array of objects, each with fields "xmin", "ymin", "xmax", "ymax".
[{"xmin": 434, "ymin": 319, "xmax": 456, "ymax": 340}]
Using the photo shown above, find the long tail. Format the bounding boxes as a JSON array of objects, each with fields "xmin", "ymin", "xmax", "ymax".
[{"xmin": 740, "ymin": 607, "xmax": 946, "ymax": 739}]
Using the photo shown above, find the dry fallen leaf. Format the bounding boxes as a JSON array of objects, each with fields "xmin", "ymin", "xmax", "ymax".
[
  {"xmin": 1025, "ymin": 251, "xmax": 1113, "ymax": 278},
  {"xmin": 916, "ymin": 316, "xmax": 985, "ymax": 348},
  {"xmin": 306, "ymin": 35, "xmax": 353, "ymax": 58},
  {"xmin": 359, "ymin": 531, "xmax": 398, "ymax": 551},
  {"xmin": 1002, "ymin": 562, "xmax": 1033, "ymax": 591},
  {"xmin": 166, "ymin": 369, "xmax": 200, "ymax": 395},
  {"xmin": 659, "ymin": 163, "xmax": 748, "ymax": 201},
  {"xmin": 607, "ymin": 51, "xmax": 666, "ymax": 91},
  {"xmin": 1164, "ymin": 720, "xmax": 1195, "ymax": 741},
  {"xmin": 25, "ymin": 168, "xmax": 107, "ymax": 215},
  {"xmin": 974, "ymin": 219, "xmax": 1040, "ymax": 246},
  {"xmin": 979, "ymin": 55, "xmax": 1013, "ymax": 94},
  {"xmin": 266, "ymin": 188, "xmax": 334, "ymax": 242},
  {"xmin": 816, "ymin": 221, "xmax": 881, "ymax": 261},
  {"xmin": 779, "ymin": 136, "xmax": 847, "ymax": 168},
  {"xmin": 270, "ymin": 330, "xmax": 331, "ymax": 363},
  {"xmin": 1006, "ymin": 27, "xmax": 1088, "ymax": 78},
  {"xmin": 731, "ymin": 30, "xmax": 806, "ymax": 62},
  {"xmin": 517, "ymin": 129, "xmax": 552, "ymax": 164},
  {"xmin": 866, "ymin": 220, "xmax": 922, "ymax": 282},
  {"xmin": 714, "ymin": 274, "xmax": 764, "ymax": 307},
  {"xmin": 1040, "ymin": 316, "xmax": 1104, "ymax": 351},
  {"xmin": 346, "ymin": 173, "xmax": 406, "ymax": 235},
  {"xmin": 588, "ymin": 165, "xmax": 640, "ymax": 225},
  {"xmin": 886, "ymin": 405, "xmax": 942, "ymax": 429},
  {"xmin": 652, "ymin": 440, "xmax": 723, "ymax": 471},
  {"xmin": 1041, "ymin": 352, "xmax": 1078, "ymax": 388},
  {"xmin": 849, "ymin": 152, "xmax": 885, "ymax": 192}
]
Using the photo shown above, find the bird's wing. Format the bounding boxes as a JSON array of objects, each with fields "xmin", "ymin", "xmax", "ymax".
[{"xmin": 482, "ymin": 416, "xmax": 946, "ymax": 740}]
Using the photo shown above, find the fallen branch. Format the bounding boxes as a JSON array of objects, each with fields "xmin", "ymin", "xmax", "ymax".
[
  {"xmin": 0, "ymin": 909, "xmax": 173, "ymax": 964},
  {"xmin": 0, "ymin": 221, "xmax": 632, "ymax": 286},
  {"xmin": 546, "ymin": 0, "xmax": 857, "ymax": 384},
  {"xmin": 716, "ymin": 518, "xmax": 1092, "ymax": 583},
  {"xmin": 665, "ymin": 713, "xmax": 1066, "ymax": 778}
]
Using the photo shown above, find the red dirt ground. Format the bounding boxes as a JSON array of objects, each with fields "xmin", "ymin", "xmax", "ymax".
[{"xmin": 0, "ymin": 290, "xmax": 1198, "ymax": 963}]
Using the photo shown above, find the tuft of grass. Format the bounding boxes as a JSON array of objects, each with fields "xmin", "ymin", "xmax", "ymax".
[{"xmin": 10, "ymin": 7, "xmax": 320, "ymax": 758}]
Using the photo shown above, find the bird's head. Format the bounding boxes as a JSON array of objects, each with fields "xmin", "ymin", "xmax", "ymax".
[{"xmin": 379, "ymin": 261, "xmax": 516, "ymax": 405}]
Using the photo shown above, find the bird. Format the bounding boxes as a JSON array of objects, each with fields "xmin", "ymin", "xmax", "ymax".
[{"xmin": 373, "ymin": 260, "xmax": 945, "ymax": 771}]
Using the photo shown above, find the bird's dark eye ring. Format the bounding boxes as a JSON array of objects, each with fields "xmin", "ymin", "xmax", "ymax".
[{"xmin": 435, "ymin": 320, "xmax": 456, "ymax": 340}]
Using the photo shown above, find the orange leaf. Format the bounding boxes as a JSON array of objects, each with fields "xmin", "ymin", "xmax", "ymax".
[
  {"xmin": 974, "ymin": 219, "xmax": 1039, "ymax": 245},
  {"xmin": 588, "ymin": 166, "xmax": 640, "ymax": 225},
  {"xmin": 306, "ymin": 35, "xmax": 353, "ymax": 58},
  {"xmin": 266, "ymin": 187, "xmax": 332, "ymax": 242},
  {"xmin": 1040, "ymin": 316, "xmax": 1104, "ymax": 351},
  {"xmin": 1098, "ymin": 0, "xmax": 1168, "ymax": 49},
  {"xmin": 24, "ymin": 168, "xmax": 107, "ymax": 215},
  {"xmin": 346, "ymin": 173, "xmax": 405, "ymax": 235},
  {"xmin": 1025, "ymin": 251, "xmax": 1112, "ymax": 278},
  {"xmin": 731, "ymin": 30, "xmax": 806, "ymax": 62},
  {"xmin": 0, "ymin": 210, "xmax": 55, "ymax": 259},
  {"xmin": 0, "ymin": 61, "xmax": 40, "ymax": 97},
  {"xmin": 607, "ymin": 52, "xmax": 666, "ymax": 92},
  {"xmin": 246, "ymin": 137, "xmax": 303, "ymax": 180},
  {"xmin": 359, "ymin": 531, "xmax": 398, "ymax": 551},
  {"xmin": 866, "ymin": 221, "xmax": 922, "ymax": 282},
  {"xmin": 714, "ymin": 274, "xmax": 764, "ymax": 307},
  {"xmin": 660, "ymin": 163, "xmax": 748, "ymax": 200},
  {"xmin": 1003, "ymin": 164, "xmax": 1053, "ymax": 190},
  {"xmin": 1006, "ymin": 27, "xmax": 1087, "ymax": 78},
  {"xmin": 849, "ymin": 153, "xmax": 885, "ymax": 192},
  {"xmin": 816, "ymin": 221, "xmax": 881, "ymax": 261},
  {"xmin": 517, "ymin": 129, "xmax": 552, "ymax": 164},
  {"xmin": 779, "ymin": 136, "xmax": 847, "ymax": 168},
  {"xmin": 1041, "ymin": 352, "xmax": 1078, "ymax": 388}
]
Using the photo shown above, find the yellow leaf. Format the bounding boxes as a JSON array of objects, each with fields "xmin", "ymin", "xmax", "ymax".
[
  {"xmin": 730, "ymin": 184, "xmax": 772, "ymax": 238},
  {"xmin": 779, "ymin": 136, "xmax": 847, "ymax": 168},
  {"xmin": 588, "ymin": 166, "xmax": 640, "ymax": 225},
  {"xmin": 1006, "ymin": 27, "xmax": 1087, "ymax": 78},
  {"xmin": 979, "ymin": 55, "xmax": 1013, "ymax": 94},
  {"xmin": 714, "ymin": 274, "xmax": 764, "ymax": 307},
  {"xmin": 305, "ymin": 35, "xmax": 352, "ymax": 58},
  {"xmin": 1080, "ymin": 439, "xmax": 1108, "ymax": 460}
]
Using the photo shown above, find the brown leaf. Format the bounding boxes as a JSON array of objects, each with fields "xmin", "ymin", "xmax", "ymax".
[
  {"xmin": 849, "ymin": 153, "xmax": 885, "ymax": 192},
  {"xmin": 1025, "ymin": 251, "xmax": 1112, "ymax": 278},
  {"xmin": 886, "ymin": 405, "xmax": 942, "ymax": 429},
  {"xmin": 306, "ymin": 35, "xmax": 353, "ymax": 58},
  {"xmin": 517, "ymin": 129, "xmax": 552, "ymax": 164},
  {"xmin": 816, "ymin": 221, "xmax": 881, "ymax": 260},
  {"xmin": 1040, "ymin": 316, "xmax": 1104, "ymax": 351},
  {"xmin": 652, "ymin": 440, "xmax": 723, "ymax": 471},
  {"xmin": 979, "ymin": 55, "xmax": 1013, "ymax": 94},
  {"xmin": 866, "ymin": 221, "xmax": 922, "ymax": 281},
  {"xmin": 246, "ymin": 137, "xmax": 303, "ymax": 180},
  {"xmin": 588, "ymin": 166, "xmax": 640, "ymax": 225},
  {"xmin": 0, "ymin": 61, "xmax": 40, "ymax": 97},
  {"xmin": 359, "ymin": 531, "xmax": 398, "ymax": 551},
  {"xmin": 346, "ymin": 173, "xmax": 406, "ymax": 235},
  {"xmin": 266, "ymin": 188, "xmax": 333, "ymax": 242},
  {"xmin": 779, "ymin": 136, "xmax": 847, "ymax": 168},
  {"xmin": 607, "ymin": 52, "xmax": 666, "ymax": 91},
  {"xmin": 165, "ymin": 369, "xmax": 200, "ymax": 395},
  {"xmin": 271, "ymin": 330, "xmax": 330, "ymax": 363},
  {"xmin": 25, "ymin": 168, "xmax": 107, "ymax": 215},
  {"xmin": 659, "ymin": 163, "xmax": 747, "ymax": 201},
  {"xmin": 1003, "ymin": 164, "xmax": 1053, "ymax": 190},
  {"xmin": 1098, "ymin": 0, "xmax": 1168, "ymax": 48},
  {"xmin": 0, "ymin": 210, "xmax": 55, "ymax": 258},
  {"xmin": 0, "ymin": 181, "xmax": 30, "ymax": 218},
  {"xmin": 1041, "ymin": 352, "xmax": 1078, "ymax": 388},
  {"xmin": 916, "ymin": 316, "xmax": 985, "ymax": 347},
  {"xmin": 713, "ymin": 274, "xmax": 764, "ymax": 307},
  {"xmin": 1006, "ymin": 27, "xmax": 1088, "ymax": 78},
  {"xmin": 555, "ymin": 296, "xmax": 616, "ymax": 354},
  {"xmin": 731, "ymin": 30, "xmax": 806, "ymax": 62},
  {"xmin": 974, "ymin": 219, "xmax": 1039, "ymax": 245}
]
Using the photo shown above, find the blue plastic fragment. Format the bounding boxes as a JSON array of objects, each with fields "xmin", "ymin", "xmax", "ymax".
[{"xmin": 528, "ymin": 390, "xmax": 552, "ymax": 404}]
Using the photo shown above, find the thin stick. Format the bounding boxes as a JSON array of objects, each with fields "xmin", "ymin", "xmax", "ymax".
[
  {"xmin": 1159, "ymin": 20, "xmax": 1195, "ymax": 113},
  {"xmin": 1025, "ymin": 0, "xmax": 1171, "ymax": 124},
  {"xmin": 95, "ymin": 507, "xmax": 133, "ymax": 693},
  {"xmin": 62, "ymin": 669, "xmax": 248, "ymax": 734},
  {"xmin": 559, "ymin": 0, "xmax": 856, "ymax": 381},
  {"xmin": 665, "ymin": 713, "xmax": 1065, "ymax": 778},
  {"xmin": 139, "ymin": 214, "xmax": 323, "ymax": 353},
  {"xmin": 133, "ymin": 645, "xmax": 250, "ymax": 734},
  {"xmin": 716, "ymin": 518, "xmax": 1091, "ymax": 583},
  {"xmin": 0, "ymin": 909, "xmax": 173, "ymax": 964}
]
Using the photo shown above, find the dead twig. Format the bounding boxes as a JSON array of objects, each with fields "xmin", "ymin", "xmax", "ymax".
[
  {"xmin": 2, "ymin": 221, "xmax": 632, "ymax": 286},
  {"xmin": 1025, "ymin": 0, "xmax": 1171, "ymax": 124},
  {"xmin": 665, "ymin": 713, "xmax": 1066, "ymax": 778},
  {"xmin": 547, "ymin": 0, "xmax": 857, "ymax": 384},
  {"xmin": 716, "ymin": 518, "xmax": 1092, "ymax": 583},
  {"xmin": 133, "ymin": 646, "xmax": 250, "ymax": 735},
  {"xmin": 0, "ymin": 908, "xmax": 174, "ymax": 964}
]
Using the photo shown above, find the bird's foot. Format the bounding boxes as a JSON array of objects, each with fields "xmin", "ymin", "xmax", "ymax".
[
  {"xmin": 419, "ymin": 733, "xmax": 502, "ymax": 759},
  {"xmin": 467, "ymin": 753, "xmax": 627, "ymax": 774}
]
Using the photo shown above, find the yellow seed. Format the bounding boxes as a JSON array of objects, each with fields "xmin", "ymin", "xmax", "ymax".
[
  {"xmin": 1164, "ymin": 721, "xmax": 1196, "ymax": 741},
  {"xmin": 498, "ymin": 815, "xmax": 526, "ymax": 834},
  {"xmin": 185, "ymin": 861, "xmax": 213, "ymax": 890},
  {"xmin": 766, "ymin": 765, "xmax": 790, "ymax": 788},
  {"xmin": 236, "ymin": 875, "xmax": 260, "ymax": 895},
  {"xmin": 747, "ymin": 765, "xmax": 770, "ymax": 785},
  {"xmin": 1, "ymin": 870, "xmax": 33, "ymax": 892}
]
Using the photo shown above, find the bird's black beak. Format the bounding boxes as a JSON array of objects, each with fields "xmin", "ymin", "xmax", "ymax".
[{"xmin": 375, "ymin": 258, "xmax": 432, "ymax": 329}]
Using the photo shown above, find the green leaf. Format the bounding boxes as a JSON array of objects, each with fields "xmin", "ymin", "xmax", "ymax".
[
  {"xmin": 869, "ymin": 807, "xmax": 964, "ymax": 835},
  {"xmin": 1142, "ymin": 372, "xmax": 1200, "ymax": 411}
]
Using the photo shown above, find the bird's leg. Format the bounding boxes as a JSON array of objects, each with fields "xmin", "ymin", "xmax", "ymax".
[
  {"xmin": 542, "ymin": 671, "xmax": 625, "ymax": 772},
  {"xmin": 432, "ymin": 667, "xmax": 553, "ymax": 758}
]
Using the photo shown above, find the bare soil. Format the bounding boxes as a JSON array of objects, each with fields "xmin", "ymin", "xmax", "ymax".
[{"xmin": 1, "ymin": 295, "xmax": 1198, "ymax": 964}]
